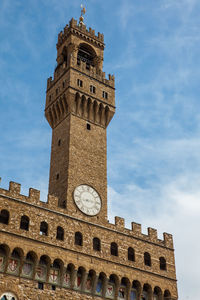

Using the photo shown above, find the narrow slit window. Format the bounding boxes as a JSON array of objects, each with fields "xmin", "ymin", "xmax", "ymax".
[
  {"xmin": 90, "ymin": 85, "xmax": 96, "ymax": 94},
  {"xmin": 103, "ymin": 91, "xmax": 108, "ymax": 99},
  {"xmin": 77, "ymin": 79, "xmax": 83, "ymax": 87},
  {"xmin": 87, "ymin": 123, "xmax": 91, "ymax": 130},
  {"xmin": 38, "ymin": 282, "xmax": 44, "ymax": 290}
]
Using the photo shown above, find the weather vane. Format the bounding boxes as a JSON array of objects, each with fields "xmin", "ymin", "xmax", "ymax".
[{"xmin": 79, "ymin": 4, "xmax": 86, "ymax": 25}]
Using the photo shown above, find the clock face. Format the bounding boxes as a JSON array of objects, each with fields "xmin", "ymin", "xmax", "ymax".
[{"xmin": 73, "ymin": 185, "xmax": 101, "ymax": 216}]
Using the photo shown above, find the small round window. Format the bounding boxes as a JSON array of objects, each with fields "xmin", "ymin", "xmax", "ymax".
[{"xmin": 1, "ymin": 292, "xmax": 17, "ymax": 300}]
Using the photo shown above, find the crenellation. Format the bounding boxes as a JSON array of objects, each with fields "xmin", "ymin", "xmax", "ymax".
[
  {"xmin": 9, "ymin": 181, "xmax": 21, "ymax": 195},
  {"xmin": 0, "ymin": 182, "xmax": 174, "ymax": 249},
  {"xmin": 115, "ymin": 216, "xmax": 125, "ymax": 229},
  {"xmin": 163, "ymin": 233, "xmax": 174, "ymax": 249},
  {"xmin": 131, "ymin": 221, "xmax": 142, "ymax": 236},
  {"xmin": 148, "ymin": 227, "xmax": 158, "ymax": 242},
  {"xmin": 57, "ymin": 18, "xmax": 104, "ymax": 50},
  {"xmin": 47, "ymin": 194, "xmax": 59, "ymax": 210},
  {"xmin": 28, "ymin": 188, "xmax": 40, "ymax": 204}
]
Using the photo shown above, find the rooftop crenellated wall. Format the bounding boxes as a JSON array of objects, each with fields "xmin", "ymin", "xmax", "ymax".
[
  {"xmin": 57, "ymin": 18, "xmax": 104, "ymax": 50},
  {"xmin": 0, "ymin": 181, "xmax": 174, "ymax": 249}
]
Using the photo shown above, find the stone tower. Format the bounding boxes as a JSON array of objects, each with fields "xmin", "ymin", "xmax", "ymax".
[
  {"xmin": 0, "ymin": 15, "xmax": 178, "ymax": 300},
  {"xmin": 45, "ymin": 17, "xmax": 115, "ymax": 224}
]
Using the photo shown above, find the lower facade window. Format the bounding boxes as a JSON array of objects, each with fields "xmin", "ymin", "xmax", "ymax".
[{"xmin": 38, "ymin": 282, "xmax": 44, "ymax": 290}]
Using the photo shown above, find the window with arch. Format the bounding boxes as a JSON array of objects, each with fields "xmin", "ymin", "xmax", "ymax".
[
  {"xmin": 153, "ymin": 286, "xmax": 162, "ymax": 300},
  {"xmin": 35, "ymin": 255, "xmax": 49, "ymax": 282},
  {"xmin": 0, "ymin": 210, "xmax": 9, "ymax": 225},
  {"xmin": 22, "ymin": 251, "xmax": 35, "ymax": 278},
  {"xmin": 93, "ymin": 237, "xmax": 101, "ymax": 251},
  {"xmin": 40, "ymin": 221, "xmax": 48, "ymax": 236},
  {"xmin": 77, "ymin": 43, "xmax": 96, "ymax": 70},
  {"xmin": 56, "ymin": 226, "xmax": 64, "ymax": 241},
  {"xmin": 128, "ymin": 247, "xmax": 135, "ymax": 261},
  {"xmin": 159, "ymin": 257, "xmax": 167, "ymax": 270},
  {"xmin": 49, "ymin": 259, "xmax": 62, "ymax": 285},
  {"xmin": 0, "ymin": 293, "xmax": 17, "ymax": 300},
  {"xmin": 75, "ymin": 232, "xmax": 83, "ymax": 246},
  {"xmin": 110, "ymin": 242, "xmax": 118, "ymax": 256},
  {"xmin": 144, "ymin": 252, "xmax": 151, "ymax": 266},
  {"xmin": 95, "ymin": 272, "xmax": 105, "ymax": 296},
  {"xmin": 164, "ymin": 290, "xmax": 171, "ymax": 300},
  {"xmin": 106, "ymin": 274, "xmax": 116, "ymax": 298},
  {"xmin": 20, "ymin": 215, "xmax": 29, "ymax": 231}
]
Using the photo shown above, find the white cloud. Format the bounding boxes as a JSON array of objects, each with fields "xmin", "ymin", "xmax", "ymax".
[{"xmin": 108, "ymin": 135, "xmax": 200, "ymax": 300}]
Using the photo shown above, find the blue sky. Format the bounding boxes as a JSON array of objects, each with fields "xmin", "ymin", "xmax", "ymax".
[{"xmin": 0, "ymin": 0, "xmax": 200, "ymax": 299}]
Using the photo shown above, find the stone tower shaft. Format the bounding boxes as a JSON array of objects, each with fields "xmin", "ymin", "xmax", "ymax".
[{"xmin": 45, "ymin": 18, "xmax": 115, "ymax": 222}]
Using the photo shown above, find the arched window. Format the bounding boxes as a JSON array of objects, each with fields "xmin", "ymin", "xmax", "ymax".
[
  {"xmin": 164, "ymin": 290, "xmax": 171, "ymax": 300},
  {"xmin": 22, "ymin": 251, "xmax": 36, "ymax": 278},
  {"xmin": 131, "ymin": 280, "xmax": 141, "ymax": 300},
  {"xmin": 153, "ymin": 286, "xmax": 162, "ymax": 300},
  {"xmin": 106, "ymin": 274, "xmax": 117, "ymax": 298},
  {"xmin": 111, "ymin": 242, "xmax": 118, "ymax": 256},
  {"xmin": 85, "ymin": 269, "xmax": 96, "ymax": 293},
  {"xmin": 95, "ymin": 272, "xmax": 106, "ymax": 296},
  {"xmin": 63, "ymin": 263, "xmax": 74, "ymax": 288},
  {"xmin": 56, "ymin": 226, "xmax": 64, "ymax": 241},
  {"xmin": 119, "ymin": 277, "xmax": 129, "ymax": 299},
  {"xmin": 40, "ymin": 221, "xmax": 48, "ymax": 236},
  {"xmin": 142, "ymin": 283, "xmax": 152, "ymax": 300},
  {"xmin": 93, "ymin": 237, "xmax": 101, "ymax": 251},
  {"xmin": 35, "ymin": 255, "xmax": 49, "ymax": 282},
  {"xmin": 128, "ymin": 247, "xmax": 135, "ymax": 261},
  {"xmin": 62, "ymin": 46, "xmax": 68, "ymax": 64},
  {"xmin": 20, "ymin": 215, "xmax": 29, "ymax": 231},
  {"xmin": 144, "ymin": 252, "xmax": 151, "ymax": 266},
  {"xmin": 7, "ymin": 248, "xmax": 21, "ymax": 275},
  {"xmin": 159, "ymin": 257, "xmax": 167, "ymax": 270},
  {"xmin": 49, "ymin": 259, "xmax": 62, "ymax": 285},
  {"xmin": 74, "ymin": 266, "xmax": 85, "ymax": 290},
  {"xmin": 0, "ymin": 210, "xmax": 9, "ymax": 225},
  {"xmin": 77, "ymin": 43, "xmax": 96, "ymax": 70},
  {"xmin": 75, "ymin": 232, "xmax": 83, "ymax": 246}
]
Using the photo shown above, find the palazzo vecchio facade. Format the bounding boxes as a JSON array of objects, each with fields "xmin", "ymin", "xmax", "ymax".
[{"xmin": 0, "ymin": 14, "xmax": 178, "ymax": 300}]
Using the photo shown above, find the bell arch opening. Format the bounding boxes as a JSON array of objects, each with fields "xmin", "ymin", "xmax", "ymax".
[{"xmin": 77, "ymin": 43, "xmax": 96, "ymax": 70}]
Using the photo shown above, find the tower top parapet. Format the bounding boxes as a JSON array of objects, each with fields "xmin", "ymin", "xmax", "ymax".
[{"xmin": 57, "ymin": 18, "xmax": 104, "ymax": 50}]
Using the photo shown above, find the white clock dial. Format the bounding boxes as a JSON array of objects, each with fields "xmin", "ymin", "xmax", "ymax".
[{"xmin": 73, "ymin": 185, "xmax": 101, "ymax": 216}]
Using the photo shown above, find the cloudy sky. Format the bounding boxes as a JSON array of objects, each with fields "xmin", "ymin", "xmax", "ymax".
[{"xmin": 0, "ymin": 0, "xmax": 199, "ymax": 299}]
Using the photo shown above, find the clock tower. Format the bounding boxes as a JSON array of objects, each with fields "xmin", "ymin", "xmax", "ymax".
[{"xmin": 45, "ymin": 16, "xmax": 115, "ymax": 223}]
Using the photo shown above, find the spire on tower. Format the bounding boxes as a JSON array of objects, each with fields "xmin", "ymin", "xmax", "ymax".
[{"xmin": 79, "ymin": 4, "xmax": 86, "ymax": 26}]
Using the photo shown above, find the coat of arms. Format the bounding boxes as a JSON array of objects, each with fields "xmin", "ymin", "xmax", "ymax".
[
  {"xmin": 8, "ymin": 259, "xmax": 18, "ymax": 272},
  {"xmin": 64, "ymin": 272, "xmax": 70, "ymax": 286},
  {"xmin": 96, "ymin": 280, "xmax": 102, "ymax": 294},
  {"xmin": 50, "ymin": 269, "xmax": 59, "ymax": 282},
  {"xmin": 22, "ymin": 262, "xmax": 32, "ymax": 276},
  {"xmin": 85, "ymin": 277, "xmax": 92, "ymax": 291},
  {"xmin": 75, "ymin": 274, "xmax": 81, "ymax": 288},
  {"xmin": 106, "ymin": 284, "xmax": 114, "ymax": 296},
  {"xmin": 130, "ymin": 290, "xmax": 136, "ymax": 300},
  {"xmin": 36, "ymin": 266, "xmax": 46, "ymax": 279}
]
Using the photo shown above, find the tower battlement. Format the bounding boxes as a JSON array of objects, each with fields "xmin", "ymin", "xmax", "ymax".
[
  {"xmin": 57, "ymin": 18, "xmax": 104, "ymax": 50},
  {"xmin": 0, "ymin": 180, "xmax": 173, "ymax": 249}
]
